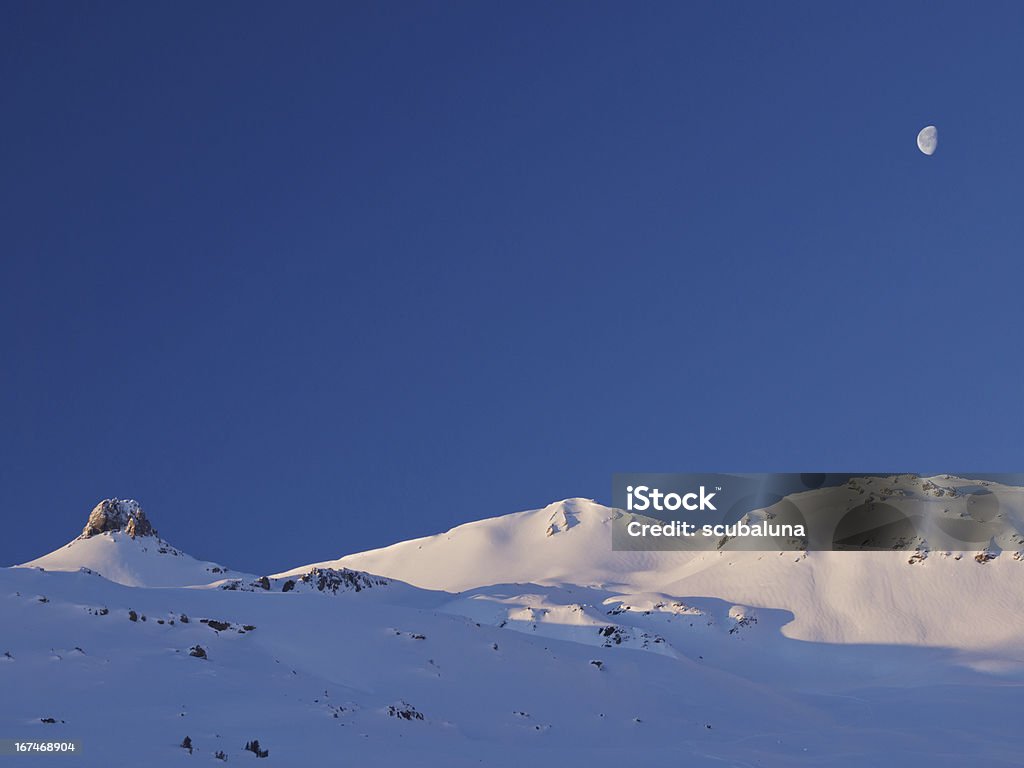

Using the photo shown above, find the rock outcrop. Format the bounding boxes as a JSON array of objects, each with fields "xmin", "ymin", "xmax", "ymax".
[
  {"xmin": 81, "ymin": 499, "xmax": 155, "ymax": 539},
  {"xmin": 298, "ymin": 567, "xmax": 389, "ymax": 594}
]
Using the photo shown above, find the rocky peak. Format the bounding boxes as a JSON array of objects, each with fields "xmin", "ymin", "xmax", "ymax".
[{"xmin": 81, "ymin": 499, "xmax": 156, "ymax": 539}]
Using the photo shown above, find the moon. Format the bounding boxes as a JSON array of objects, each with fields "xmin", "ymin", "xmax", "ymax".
[{"xmin": 917, "ymin": 125, "xmax": 938, "ymax": 156}]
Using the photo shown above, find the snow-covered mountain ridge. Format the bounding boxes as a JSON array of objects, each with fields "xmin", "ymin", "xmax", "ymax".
[
  {"xmin": 4, "ymin": 481, "xmax": 1024, "ymax": 766},
  {"xmin": 289, "ymin": 485, "xmax": 1024, "ymax": 654},
  {"xmin": 21, "ymin": 499, "xmax": 251, "ymax": 589}
]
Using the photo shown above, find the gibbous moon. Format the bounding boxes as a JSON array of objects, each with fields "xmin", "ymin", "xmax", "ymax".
[{"xmin": 917, "ymin": 125, "xmax": 938, "ymax": 156}]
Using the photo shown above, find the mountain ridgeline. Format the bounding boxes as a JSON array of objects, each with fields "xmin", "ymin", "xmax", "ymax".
[{"xmin": 5, "ymin": 478, "xmax": 1024, "ymax": 766}]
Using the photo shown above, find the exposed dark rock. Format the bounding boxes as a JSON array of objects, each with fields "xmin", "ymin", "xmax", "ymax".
[
  {"xmin": 257, "ymin": 576, "xmax": 270, "ymax": 590},
  {"xmin": 243, "ymin": 740, "xmax": 268, "ymax": 758},
  {"xmin": 281, "ymin": 580, "xmax": 295, "ymax": 592},
  {"xmin": 128, "ymin": 610, "xmax": 138, "ymax": 622},
  {"xmin": 387, "ymin": 701, "xmax": 424, "ymax": 721},
  {"xmin": 81, "ymin": 499, "xmax": 155, "ymax": 539},
  {"xmin": 596, "ymin": 624, "xmax": 643, "ymax": 647},
  {"xmin": 189, "ymin": 645, "xmax": 207, "ymax": 659},
  {"xmin": 298, "ymin": 567, "xmax": 389, "ymax": 594},
  {"xmin": 729, "ymin": 613, "xmax": 758, "ymax": 634},
  {"xmin": 976, "ymin": 538, "xmax": 1001, "ymax": 563},
  {"xmin": 180, "ymin": 736, "xmax": 192, "ymax": 754}
]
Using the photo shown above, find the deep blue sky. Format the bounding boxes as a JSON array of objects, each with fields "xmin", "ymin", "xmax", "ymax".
[{"xmin": 2, "ymin": 2, "xmax": 1023, "ymax": 573}]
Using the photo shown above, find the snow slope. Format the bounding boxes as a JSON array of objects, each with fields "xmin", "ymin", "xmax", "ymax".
[
  {"xmin": 20, "ymin": 499, "xmax": 250, "ymax": 589},
  {"xmin": 4, "ymin": 483, "xmax": 1024, "ymax": 766},
  {"xmin": 293, "ymin": 485, "xmax": 1024, "ymax": 656},
  {"xmin": 20, "ymin": 531, "xmax": 251, "ymax": 589}
]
